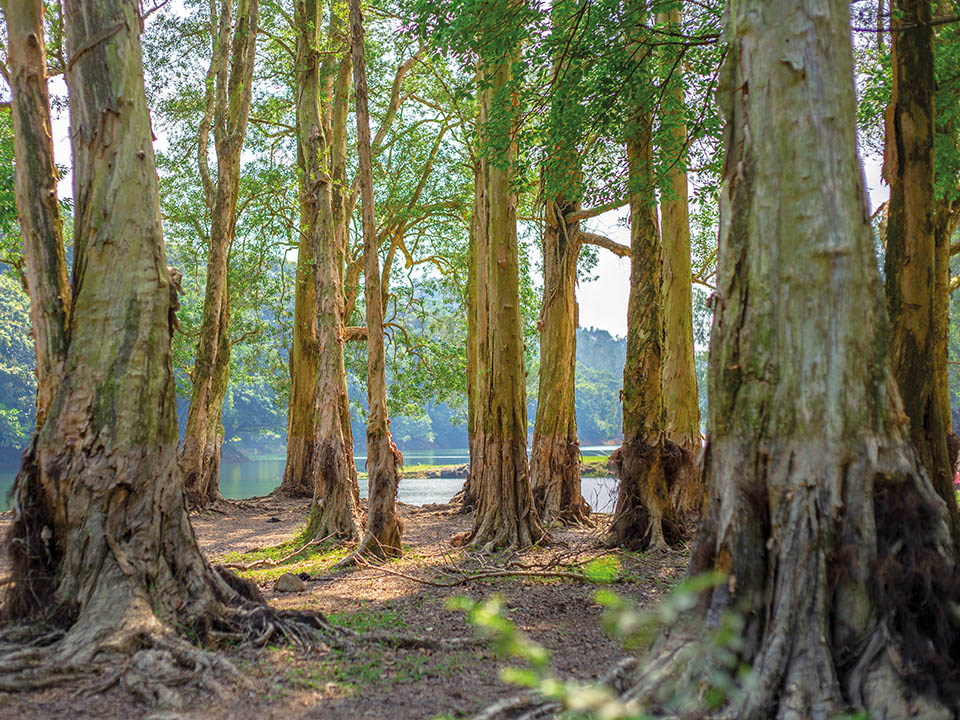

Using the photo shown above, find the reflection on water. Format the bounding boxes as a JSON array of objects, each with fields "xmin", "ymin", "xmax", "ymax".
[{"xmin": 1, "ymin": 446, "xmax": 619, "ymax": 512}]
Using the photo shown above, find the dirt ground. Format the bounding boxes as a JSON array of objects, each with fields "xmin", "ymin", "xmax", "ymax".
[{"xmin": 0, "ymin": 496, "xmax": 689, "ymax": 720}]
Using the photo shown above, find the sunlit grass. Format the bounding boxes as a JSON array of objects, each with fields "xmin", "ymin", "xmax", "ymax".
[{"xmin": 220, "ymin": 529, "xmax": 352, "ymax": 583}]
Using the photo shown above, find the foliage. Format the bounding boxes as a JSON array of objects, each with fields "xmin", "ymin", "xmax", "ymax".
[
  {"xmin": 448, "ymin": 572, "xmax": 755, "ymax": 719},
  {"xmin": 0, "ymin": 274, "xmax": 35, "ymax": 448}
]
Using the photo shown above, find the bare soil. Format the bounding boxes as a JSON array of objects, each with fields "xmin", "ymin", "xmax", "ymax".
[{"xmin": 0, "ymin": 497, "xmax": 688, "ymax": 720}]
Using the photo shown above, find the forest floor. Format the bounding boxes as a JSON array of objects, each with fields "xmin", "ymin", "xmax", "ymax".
[{"xmin": 0, "ymin": 495, "xmax": 688, "ymax": 720}]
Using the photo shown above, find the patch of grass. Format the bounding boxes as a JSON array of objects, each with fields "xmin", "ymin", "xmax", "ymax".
[
  {"xmin": 221, "ymin": 534, "xmax": 353, "ymax": 583},
  {"xmin": 327, "ymin": 603, "xmax": 407, "ymax": 632}
]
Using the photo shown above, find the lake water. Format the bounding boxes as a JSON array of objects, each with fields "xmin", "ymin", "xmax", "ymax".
[{"xmin": 0, "ymin": 446, "xmax": 618, "ymax": 512}]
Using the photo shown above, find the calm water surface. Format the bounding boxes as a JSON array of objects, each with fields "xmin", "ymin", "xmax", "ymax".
[{"xmin": 1, "ymin": 446, "xmax": 617, "ymax": 512}]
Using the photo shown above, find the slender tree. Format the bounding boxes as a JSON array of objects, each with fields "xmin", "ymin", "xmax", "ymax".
[
  {"xmin": 1, "ymin": 0, "xmax": 71, "ymax": 430},
  {"xmin": 179, "ymin": 0, "xmax": 260, "ymax": 505},
  {"xmin": 630, "ymin": 1, "xmax": 960, "ymax": 714},
  {"xmin": 297, "ymin": 0, "xmax": 358, "ymax": 541},
  {"xmin": 344, "ymin": 0, "xmax": 403, "ymax": 559},
  {"xmin": 656, "ymin": 3, "xmax": 703, "ymax": 517}
]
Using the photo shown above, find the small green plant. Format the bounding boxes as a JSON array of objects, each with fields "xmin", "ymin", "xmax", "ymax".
[{"xmin": 448, "ymin": 572, "xmax": 756, "ymax": 719}]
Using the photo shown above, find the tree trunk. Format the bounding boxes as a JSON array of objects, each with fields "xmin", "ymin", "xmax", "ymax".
[
  {"xmin": 632, "ymin": 2, "xmax": 960, "ymax": 716},
  {"xmin": 603, "ymin": 107, "xmax": 687, "ymax": 551},
  {"xmin": 460, "ymin": 57, "xmax": 545, "ymax": 551},
  {"xmin": 457, "ymin": 154, "xmax": 483, "ymax": 514},
  {"xmin": 529, "ymin": 198, "xmax": 589, "ymax": 525},
  {"xmin": 279, "ymin": 4, "xmax": 359, "ymax": 503},
  {"xmin": 883, "ymin": 0, "xmax": 959, "ymax": 539},
  {"xmin": 299, "ymin": 0, "xmax": 357, "ymax": 542},
  {"xmin": 179, "ymin": 0, "xmax": 258, "ymax": 506},
  {"xmin": 3, "ymin": 0, "xmax": 250, "ymax": 656},
  {"xmin": 2, "ymin": 0, "xmax": 71, "ymax": 429},
  {"xmin": 346, "ymin": 0, "xmax": 402, "ymax": 559},
  {"xmin": 656, "ymin": 3, "xmax": 703, "ymax": 518}
]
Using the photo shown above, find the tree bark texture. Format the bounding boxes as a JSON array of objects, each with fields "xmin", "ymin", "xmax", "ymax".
[
  {"xmin": 2, "ymin": 0, "xmax": 72, "ymax": 429},
  {"xmin": 604, "ymin": 69, "xmax": 688, "ymax": 551},
  {"xmin": 656, "ymin": 4, "xmax": 703, "ymax": 518},
  {"xmin": 529, "ymin": 198, "xmax": 590, "ymax": 525},
  {"xmin": 632, "ymin": 2, "xmax": 960, "ymax": 716},
  {"xmin": 179, "ymin": 0, "xmax": 259, "ymax": 506},
  {"xmin": 4, "ymin": 0, "xmax": 247, "ymax": 654},
  {"xmin": 298, "ymin": 0, "xmax": 357, "ymax": 542},
  {"xmin": 461, "ymin": 58, "xmax": 545, "ymax": 551},
  {"xmin": 882, "ymin": 0, "xmax": 959, "ymax": 538},
  {"xmin": 347, "ymin": 0, "xmax": 402, "ymax": 559}
]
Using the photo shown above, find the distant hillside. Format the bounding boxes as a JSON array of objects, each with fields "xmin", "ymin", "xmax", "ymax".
[
  {"xmin": 573, "ymin": 328, "xmax": 626, "ymax": 445},
  {"xmin": 576, "ymin": 327, "xmax": 627, "ymax": 378}
]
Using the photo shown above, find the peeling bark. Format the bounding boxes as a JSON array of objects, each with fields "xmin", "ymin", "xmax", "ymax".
[
  {"xmin": 2, "ymin": 0, "xmax": 260, "ymax": 658},
  {"xmin": 530, "ymin": 199, "xmax": 590, "ymax": 526},
  {"xmin": 630, "ymin": 3, "xmax": 960, "ymax": 716}
]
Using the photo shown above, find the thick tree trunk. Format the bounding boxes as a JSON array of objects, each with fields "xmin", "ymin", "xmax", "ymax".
[
  {"xmin": 180, "ymin": 0, "xmax": 258, "ymax": 506},
  {"xmin": 2, "ymin": 0, "xmax": 71, "ymax": 429},
  {"xmin": 631, "ymin": 3, "xmax": 960, "ymax": 716},
  {"xmin": 345, "ymin": 0, "xmax": 402, "ymax": 559},
  {"xmin": 460, "ymin": 58, "xmax": 545, "ymax": 551},
  {"xmin": 530, "ymin": 199, "xmax": 589, "ymax": 525},
  {"xmin": 656, "ymin": 4, "xmax": 703, "ymax": 518},
  {"xmin": 298, "ymin": 0, "xmax": 357, "ymax": 542},
  {"xmin": 883, "ymin": 0, "xmax": 959, "ymax": 538},
  {"xmin": 3, "ymin": 0, "xmax": 249, "ymax": 655}
]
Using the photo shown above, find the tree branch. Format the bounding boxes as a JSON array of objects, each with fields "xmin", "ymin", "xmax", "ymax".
[{"xmin": 580, "ymin": 232, "xmax": 630, "ymax": 258}]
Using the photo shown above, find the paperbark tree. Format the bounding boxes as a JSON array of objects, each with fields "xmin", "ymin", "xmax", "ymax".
[
  {"xmin": 631, "ymin": 1, "xmax": 960, "ymax": 715},
  {"xmin": 3, "ymin": 0, "xmax": 323, "ymax": 686},
  {"xmin": 1, "ymin": 0, "xmax": 71, "ymax": 429},
  {"xmin": 460, "ymin": 55, "xmax": 545, "ymax": 551},
  {"xmin": 603, "ymin": 101, "xmax": 687, "ymax": 551},
  {"xmin": 179, "ymin": 0, "xmax": 259, "ymax": 506},
  {"xmin": 297, "ymin": 0, "xmax": 357, "ymax": 542},
  {"xmin": 344, "ymin": 0, "xmax": 403, "ymax": 559},
  {"xmin": 656, "ymin": 3, "xmax": 703, "ymax": 517},
  {"xmin": 883, "ymin": 0, "xmax": 959, "ymax": 539}
]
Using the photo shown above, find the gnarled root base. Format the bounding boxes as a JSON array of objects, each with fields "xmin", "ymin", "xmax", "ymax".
[
  {"xmin": 620, "ymin": 439, "xmax": 960, "ymax": 720},
  {"xmin": 603, "ymin": 439, "xmax": 690, "ymax": 551},
  {"xmin": 530, "ymin": 433, "xmax": 592, "ymax": 527},
  {"xmin": 303, "ymin": 441, "xmax": 359, "ymax": 543},
  {"xmin": 274, "ymin": 436, "xmax": 317, "ymax": 498}
]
